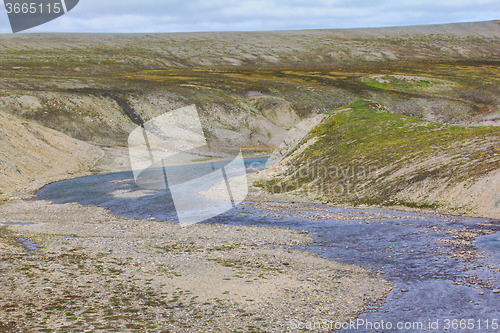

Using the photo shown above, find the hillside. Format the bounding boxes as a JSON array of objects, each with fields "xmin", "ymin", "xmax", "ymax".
[
  {"xmin": 1, "ymin": 20, "xmax": 499, "ymax": 69},
  {"xmin": 0, "ymin": 21, "xmax": 499, "ymax": 204},
  {"xmin": 0, "ymin": 110, "xmax": 104, "ymax": 199},
  {"xmin": 256, "ymin": 101, "xmax": 500, "ymax": 218},
  {"xmin": 1, "ymin": 21, "xmax": 499, "ymax": 146}
]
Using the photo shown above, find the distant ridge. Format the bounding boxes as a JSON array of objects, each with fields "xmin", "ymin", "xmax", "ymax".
[
  {"xmin": 1, "ymin": 19, "xmax": 499, "ymax": 37},
  {"xmin": 1, "ymin": 20, "xmax": 498, "ymax": 68}
]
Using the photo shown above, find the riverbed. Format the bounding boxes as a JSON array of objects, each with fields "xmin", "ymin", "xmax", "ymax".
[{"xmin": 30, "ymin": 157, "xmax": 500, "ymax": 332}]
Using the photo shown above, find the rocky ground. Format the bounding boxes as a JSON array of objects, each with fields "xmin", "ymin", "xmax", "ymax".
[{"xmin": 0, "ymin": 199, "xmax": 390, "ymax": 332}]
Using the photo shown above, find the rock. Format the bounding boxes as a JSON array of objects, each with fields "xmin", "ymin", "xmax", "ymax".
[
  {"xmin": 401, "ymin": 289, "xmax": 409, "ymax": 292},
  {"xmin": 493, "ymin": 289, "xmax": 500, "ymax": 294}
]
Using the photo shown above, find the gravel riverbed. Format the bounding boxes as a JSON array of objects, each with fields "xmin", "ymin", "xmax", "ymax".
[{"xmin": 0, "ymin": 199, "xmax": 390, "ymax": 332}]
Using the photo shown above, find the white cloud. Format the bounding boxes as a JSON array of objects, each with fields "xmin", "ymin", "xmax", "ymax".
[{"xmin": 1, "ymin": 0, "xmax": 499, "ymax": 33}]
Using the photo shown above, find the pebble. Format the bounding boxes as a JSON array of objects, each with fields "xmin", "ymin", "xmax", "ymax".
[
  {"xmin": 401, "ymin": 289, "xmax": 409, "ymax": 292},
  {"xmin": 493, "ymin": 289, "xmax": 500, "ymax": 294}
]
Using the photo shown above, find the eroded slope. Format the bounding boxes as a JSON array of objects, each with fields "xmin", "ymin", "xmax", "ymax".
[{"xmin": 257, "ymin": 101, "xmax": 500, "ymax": 218}]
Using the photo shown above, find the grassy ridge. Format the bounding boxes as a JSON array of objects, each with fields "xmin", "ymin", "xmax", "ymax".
[{"xmin": 259, "ymin": 100, "xmax": 500, "ymax": 209}]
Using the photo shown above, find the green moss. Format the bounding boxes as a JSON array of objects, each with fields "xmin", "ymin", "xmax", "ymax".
[{"xmin": 305, "ymin": 100, "xmax": 498, "ymax": 167}]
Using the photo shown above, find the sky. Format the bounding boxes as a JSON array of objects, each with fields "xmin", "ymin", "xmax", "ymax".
[{"xmin": 1, "ymin": 0, "xmax": 499, "ymax": 34}]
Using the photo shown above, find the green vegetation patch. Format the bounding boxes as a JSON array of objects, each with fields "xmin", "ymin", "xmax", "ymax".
[{"xmin": 361, "ymin": 75, "xmax": 454, "ymax": 93}]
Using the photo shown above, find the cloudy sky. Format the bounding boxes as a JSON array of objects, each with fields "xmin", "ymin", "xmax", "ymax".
[{"xmin": 1, "ymin": 0, "xmax": 499, "ymax": 33}]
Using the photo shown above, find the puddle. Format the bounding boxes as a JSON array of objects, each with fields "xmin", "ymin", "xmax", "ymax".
[{"xmin": 2, "ymin": 222, "xmax": 35, "ymax": 226}]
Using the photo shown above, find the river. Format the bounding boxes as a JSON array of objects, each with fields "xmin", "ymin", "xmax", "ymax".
[{"xmin": 33, "ymin": 157, "xmax": 499, "ymax": 332}]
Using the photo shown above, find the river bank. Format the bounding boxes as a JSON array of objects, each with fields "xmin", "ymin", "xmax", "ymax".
[
  {"xmin": 0, "ymin": 187, "xmax": 391, "ymax": 331},
  {"xmin": 17, "ymin": 165, "xmax": 500, "ymax": 332}
]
